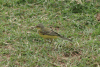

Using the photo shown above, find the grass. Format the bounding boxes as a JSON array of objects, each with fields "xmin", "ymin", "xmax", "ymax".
[{"xmin": 0, "ymin": 0, "xmax": 100, "ymax": 67}]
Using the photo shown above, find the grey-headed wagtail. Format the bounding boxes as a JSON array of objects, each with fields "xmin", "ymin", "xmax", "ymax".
[{"xmin": 35, "ymin": 23, "xmax": 72, "ymax": 42}]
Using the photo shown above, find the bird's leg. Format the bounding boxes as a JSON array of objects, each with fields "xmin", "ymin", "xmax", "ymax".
[
  {"xmin": 50, "ymin": 38, "xmax": 53, "ymax": 44},
  {"xmin": 44, "ymin": 38, "xmax": 49, "ymax": 43},
  {"xmin": 44, "ymin": 38, "xmax": 46, "ymax": 43},
  {"xmin": 51, "ymin": 39, "xmax": 53, "ymax": 42}
]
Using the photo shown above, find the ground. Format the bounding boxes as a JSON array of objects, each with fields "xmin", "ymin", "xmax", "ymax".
[{"xmin": 0, "ymin": 0, "xmax": 100, "ymax": 67}]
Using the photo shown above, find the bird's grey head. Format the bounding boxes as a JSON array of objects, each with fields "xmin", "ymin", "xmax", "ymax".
[{"xmin": 36, "ymin": 23, "xmax": 44, "ymax": 29}]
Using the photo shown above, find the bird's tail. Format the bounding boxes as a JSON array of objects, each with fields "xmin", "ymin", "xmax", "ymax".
[
  {"xmin": 59, "ymin": 35, "xmax": 72, "ymax": 41},
  {"xmin": 53, "ymin": 31, "xmax": 72, "ymax": 41}
]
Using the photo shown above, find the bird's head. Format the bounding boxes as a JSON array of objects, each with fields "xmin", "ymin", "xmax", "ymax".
[{"xmin": 35, "ymin": 23, "xmax": 44, "ymax": 29}]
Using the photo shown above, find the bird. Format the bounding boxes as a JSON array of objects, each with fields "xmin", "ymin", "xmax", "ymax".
[{"xmin": 35, "ymin": 23, "xmax": 72, "ymax": 42}]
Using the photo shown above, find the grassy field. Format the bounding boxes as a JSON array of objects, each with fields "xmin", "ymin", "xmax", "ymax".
[{"xmin": 0, "ymin": 0, "xmax": 100, "ymax": 67}]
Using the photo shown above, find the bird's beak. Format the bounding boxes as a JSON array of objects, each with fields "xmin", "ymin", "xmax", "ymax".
[{"xmin": 30, "ymin": 26, "xmax": 36, "ymax": 30}]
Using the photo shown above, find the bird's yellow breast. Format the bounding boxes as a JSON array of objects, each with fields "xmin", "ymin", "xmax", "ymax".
[{"xmin": 38, "ymin": 31, "xmax": 58, "ymax": 39}]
